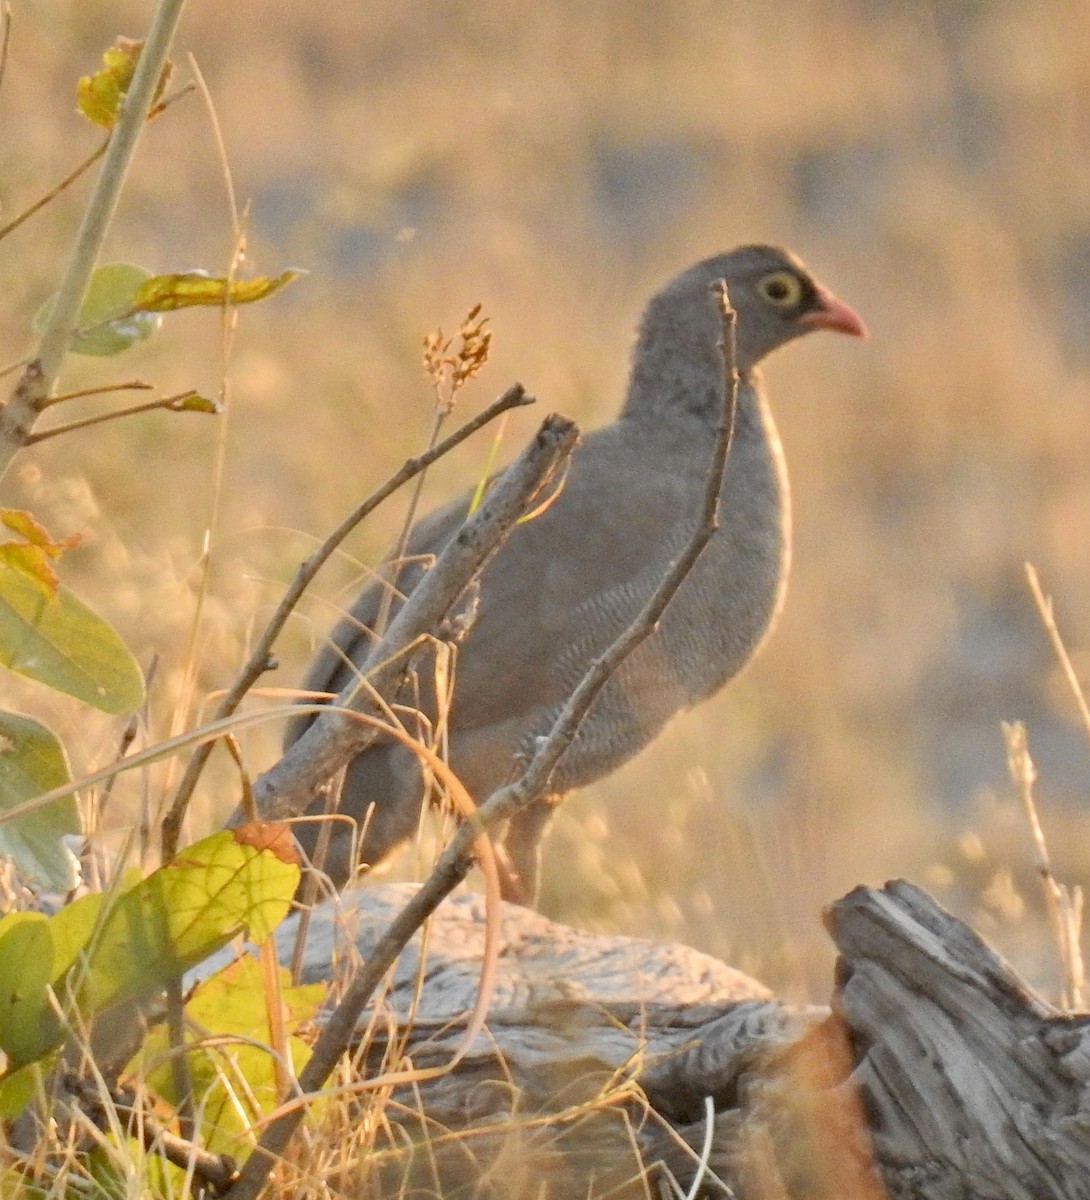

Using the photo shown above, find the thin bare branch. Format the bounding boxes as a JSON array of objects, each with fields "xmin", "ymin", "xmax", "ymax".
[
  {"xmin": 0, "ymin": 138, "xmax": 109, "ymax": 244},
  {"xmin": 474, "ymin": 282, "xmax": 737, "ymax": 835},
  {"xmin": 24, "ymin": 391, "xmax": 200, "ymax": 443},
  {"xmin": 0, "ymin": 4, "xmax": 13, "ymax": 101},
  {"xmin": 40, "ymin": 379, "xmax": 154, "ymax": 408},
  {"xmin": 239, "ymin": 407, "xmax": 576, "ymax": 828}
]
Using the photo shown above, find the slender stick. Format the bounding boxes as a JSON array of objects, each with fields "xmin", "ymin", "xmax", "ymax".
[
  {"xmin": 0, "ymin": 138, "xmax": 109, "ymax": 244},
  {"xmin": 40, "ymin": 379, "xmax": 153, "ymax": 407},
  {"xmin": 0, "ymin": 3, "xmax": 11, "ymax": 100},
  {"xmin": 24, "ymin": 391, "xmax": 199, "ymax": 443},
  {"xmin": 465, "ymin": 283, "xmax": 737, "ymax": 838},
  {"xmin": 1024, "ymin": 563, "xmax": 1090, "ymax": 743}
]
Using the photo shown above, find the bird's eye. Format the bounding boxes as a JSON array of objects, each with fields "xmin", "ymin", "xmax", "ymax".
[{"xmin": 757, "ymin": 270, "xmax": 804, "ymax": 308}]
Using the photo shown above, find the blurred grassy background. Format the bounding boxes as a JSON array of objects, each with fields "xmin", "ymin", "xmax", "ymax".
[{"xmin": 3, "ymin": 0, "xmax": 1090, "ymax": 1001}]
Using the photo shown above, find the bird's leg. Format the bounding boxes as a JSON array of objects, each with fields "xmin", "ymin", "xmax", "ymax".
[{"xmin": 501, "ymin": 793, "xmax": 565, "ymax": 906}]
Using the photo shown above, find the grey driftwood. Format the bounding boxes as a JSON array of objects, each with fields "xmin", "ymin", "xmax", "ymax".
[{"xmin": 236, "ymin": 878, "xmax": 1090, "ymax": 1198}]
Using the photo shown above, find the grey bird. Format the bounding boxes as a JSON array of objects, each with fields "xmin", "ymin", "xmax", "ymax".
[{"xmin": 287, "ymin": 245, "xmax": 866, "ymax": 902}]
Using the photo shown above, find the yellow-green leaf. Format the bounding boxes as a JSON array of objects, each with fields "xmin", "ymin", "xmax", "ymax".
[
  {"xmin": 0, "ymin": 544, "xmax": 58, "ymax": 598},
  {"xmin": 133, "ymin": 269, "xmax": 304, "ymax": 312},
  {"xmin": 0, "ymin": 830, "xmax": 296, "ymax": 1090},
  {"xmin": 0, "ymin": 510, "xmax": 81, "ymax": 599},
  {"xmin": 0, "ymin": 1059, "xmax": 51, "ymax": 1121},
  {"xmin": 76, "ymin": 37, "xmax": 172, "ymax": 129},
  {"xmin": 137, "ymin": 954, "xmax": 322, "ymax": 1155},
  {"xmin": 0, "ymin": 563, "xmax": 145, "ymax": 714},
  {"xmin": 167, "ymin": 391, "xmax": 222, "ymax": 414},
  {"xmin": 0, "ymin": 711, "xmax": 79, "ymax": 890},
  {"xmin": 0, "ymin": 913, "xmax": 60, "ymax": 1066},
  {"xmin": 71, "ymin": 826, "xmax": 299, "ymax": 1017}
]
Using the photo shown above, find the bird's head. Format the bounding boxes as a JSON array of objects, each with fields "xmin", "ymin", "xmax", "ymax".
[
  {"xmin": 623, "ymin": 244, "xmax": 865, "ymax": 421},
  {"xmin": 659, "ymin": 244, "xmax": 867, "ymax": 371}
]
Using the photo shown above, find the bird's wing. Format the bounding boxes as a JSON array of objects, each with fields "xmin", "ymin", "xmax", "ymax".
[
  {"xmin": 444, "ymin": 421, "xmax": 709, "ymax": 735},
  {"xmin": 286, "ymin": 421, "xmax": 709, "ymax": 751}
]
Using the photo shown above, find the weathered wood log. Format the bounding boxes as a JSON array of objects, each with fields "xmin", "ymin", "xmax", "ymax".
[{"xmin": 231, "ymin": 879, "xmax": 1090, "ymax": 1198}]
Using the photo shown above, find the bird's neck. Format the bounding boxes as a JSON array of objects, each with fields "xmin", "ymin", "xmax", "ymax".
[
  {"xmin": 620, "ymin": 325, "xmax": 753, "ymax": 425},
  {"xmin": 621, "ymin": 359, "xmax": 763, "ymax": 439}
]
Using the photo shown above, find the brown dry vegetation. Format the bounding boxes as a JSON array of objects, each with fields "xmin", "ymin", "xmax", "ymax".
[{"xmin": 3, "ymin": 0, "xmax": 1090, "ymax": 1001}]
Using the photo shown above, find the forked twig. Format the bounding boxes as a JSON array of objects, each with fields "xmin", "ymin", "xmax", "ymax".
[{"xmin": 24, "ymin": 390, "xmax": 201, "ymax": 443}]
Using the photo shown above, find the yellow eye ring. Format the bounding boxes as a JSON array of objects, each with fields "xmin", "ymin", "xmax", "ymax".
[{"xmin": 757, "ymin": 270, "xmax": 804, "ymax": 308}]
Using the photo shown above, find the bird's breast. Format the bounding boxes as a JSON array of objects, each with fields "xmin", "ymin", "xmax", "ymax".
[{"xmin": 655, "ymin": 383, "xmax": 791, "ymax": 705}]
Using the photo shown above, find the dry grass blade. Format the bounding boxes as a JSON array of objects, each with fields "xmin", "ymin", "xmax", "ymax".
[
  {"xmin": 1018, "ymin": 562, "xmax": 1089, "ymax": 1008},
  {"xmin": 1025, "ymin": 562, "xmax": 1090, "ymax": 742},
  {"xmin": 0, "ymin": 704, "xmax": 304, "ymax": 828},
  {"xmin": 683, "ymin": 1096, "xmax": 716, "ymax": 1200},
  {"xmin": 1002, "ymin": 719, "xmax": 1085, "ymax": 1009},
  {"xmin": 0, "ymin": 3, "xmax": 11, "ymax": 98},
  {"xmin": 290, "ymin": 703, "xmax": 505, "ymax": 1073}
]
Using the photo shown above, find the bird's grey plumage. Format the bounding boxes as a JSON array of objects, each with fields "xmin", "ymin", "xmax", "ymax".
[{"xmin": 287, "ymin": 245, "xmax": 865, "ymax": 900}]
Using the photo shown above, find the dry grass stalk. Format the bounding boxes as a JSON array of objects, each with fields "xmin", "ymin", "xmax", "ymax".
[{"xmin": 1002, "ymin": 719, "xmax": 1085, "ymax": 1009}]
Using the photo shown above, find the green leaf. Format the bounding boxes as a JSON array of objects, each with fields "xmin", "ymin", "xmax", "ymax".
[
  {"xmin": 132, "ymin": 268, "xmax": 304, "ymax": 311},
  {"xmin": 0, "ymin": 562, "xmax": 145, "ymax": 714},
  {"xmin": 70, "ymin": 826, "xmax": 299, "ymax": 1017},
  {"xmin": 0, "ymin": 711, "xmax": 79, "ymax": 890},
  {"xmin": 0, "ymin": 828, "xmax": 297, "ymax": 1095},
  {"xmin": 0, "ymin": 1059, "xmax": 50, "ymax": 1122},
  {"xmin": 34, "ymin": 263, "xmax": 162, "ymax": 357},
  {"xmin": 139, "ymin": 954, "xmax": 322, "ymax": 1155},
  {"xmin": 76, "ymin": 38, "xmax": 142, "ymax": 126},
  {"xmin": 0, "ymin": 913, "xmax": 60, "ymax": 1066},
  {"xmin": 46, "ymin": 885, "xmax": 128, "ymax": 988}
]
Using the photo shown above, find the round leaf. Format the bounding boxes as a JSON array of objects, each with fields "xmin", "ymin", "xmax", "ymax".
[
  {"xmin": 0, "ymin": 563, "xmax": 145, "ymax": 714},
  {"xmin": 0, "ymin": 711, "xmax": 79, "ymax": 891},
  {"xmin": 34, "ymin": 263, "xmax": 163, "ymax": 357}
]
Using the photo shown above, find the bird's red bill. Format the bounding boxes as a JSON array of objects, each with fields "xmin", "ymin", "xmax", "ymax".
[{"xmin": 803, "ymin": 285, "xmax": 868, "ymax": 338}]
